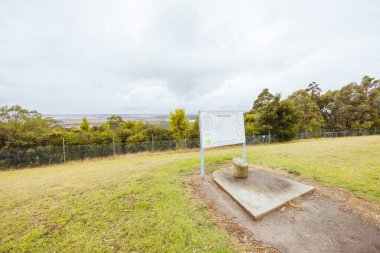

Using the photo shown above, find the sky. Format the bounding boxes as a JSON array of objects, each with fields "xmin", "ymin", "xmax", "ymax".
[{"xmin": 1, "ymin": 0, "xmax": 380, "ymax": 114}]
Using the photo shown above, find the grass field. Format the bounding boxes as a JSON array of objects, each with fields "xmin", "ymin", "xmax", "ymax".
[{"xmin": 0, "ymin": 136, "xmax": 379, "ymax": 252}]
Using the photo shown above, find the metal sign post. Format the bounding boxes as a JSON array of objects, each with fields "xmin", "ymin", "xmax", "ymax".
[
  {"xmin": 242, "ymin": 141, "xmax": 246, "ymax": 162},
  {"xmin": 200, "ymin": 146, "xmax": 205, "ymax": 177},
  {"xmin": 199, "ymin": 111, "xmax": 205, "ymax": 176}
]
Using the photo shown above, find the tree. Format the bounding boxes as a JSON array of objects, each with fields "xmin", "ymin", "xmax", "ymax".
[
  {"xmin": 288, "ymin": 89, "xmax": 324, "ymax": 132},
  {"xmin": 119, "ymin": 120, "xmax": 135, "ymax": 130},
  {"xmin": 319, "ymin": 90, "xmax": 340, "ymax": 130},
  {"xmin": 127, "ymin": 132, "xmax": 148, "ymax": 143},
  {"xmin": 98, "ymin": 122, "xmax": 111, "ymax": 131},
  {"xmin": 143, "ymin": 124, "xmax": 172, "ymax": 141},
  {"xmin": 351, "ymin": 121, "xmax": 361, "ymax": 131},
  {"xmin": 306, "ymin": 82, "xmax": 321, "ymax": 103},
  {"xmin": 318, "ymin": 77, "xmax": 379, "ymax": 131},
  {"xmin": 0, "ymin": 105, "xmax": 61, "ymax": 148},
  {"xmin": 276, "ymin": 100, "xmax": 300, "ymax": 141},
  {"xmin": 367, "ymin": 78, "xmax": 380, "ymax": 129},
  {"xmin": 373, "ymin": 96, "xmax": 380, "ymax": 110},
  {"xmin": 80, "ymin": 117, "xmax": 90, "ymax": 131},
  {"xmin": 250, "ymin": 88, "xmax": 275, "ymax": 113},
  {"xmin": 256, "ymin": 96, "xmax": 300, "ymax": 141},
  {"xmin": 0, "ymin": 105, "xmax": 40, "ymax": 122},
  {"xmin": 361, "ymin": 75, "xmax": 380, "ymax": 96},
  {"xmin": 133, "ymin": 121, "xmax": 144, "ymax": 131},
  {"xmin": 337, "ymin": 82, "xmax": 371, "ymax": 130},
  {"xmin": 188, "ymin": 117, "xmax": 199, "ymax": 139},
  {"xmin": 244, "ymin": 113, "xmax": 257, "ymax": 135},
  {"xmin": 361, "ymin": 121, "xmax": 374, "ymax": 132},
  {"xmin": 107, "ymin": 115, "xmax": 124, "ymax": 130},
  {"xmin": 169, "ymin": 109, "xmax": 190, "ymax": 140}
]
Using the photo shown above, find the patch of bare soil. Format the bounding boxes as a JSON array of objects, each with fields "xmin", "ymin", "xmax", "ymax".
[{"xmin": 189, "ymin": 166, "xmax": 380, "ymax": 253}]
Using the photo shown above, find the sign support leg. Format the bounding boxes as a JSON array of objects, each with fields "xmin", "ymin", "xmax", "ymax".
[
  {"xmin": 242, "ymin": 142, "xmax": 246, "ymax": 162},
  {"xmin": 201, "ymin": 147, "xmax": 205, "ymax": 177}
]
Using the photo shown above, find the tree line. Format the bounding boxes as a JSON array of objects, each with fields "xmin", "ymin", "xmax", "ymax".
[
  {"xmin": 0, "ymin": 75, "xmax": 379, "ymax": 150},
  {"xmin": 0, "ymin": 107, "xmax": 199, "ymax": 150},
  {"xmin": 245, "ymin": 75, "xmax": 380, "ymax": 141}
]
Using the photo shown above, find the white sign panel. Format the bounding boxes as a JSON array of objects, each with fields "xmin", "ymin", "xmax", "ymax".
[{"xmin": 199, "ymin": 111, "xmax": 245, "ymax": 149}]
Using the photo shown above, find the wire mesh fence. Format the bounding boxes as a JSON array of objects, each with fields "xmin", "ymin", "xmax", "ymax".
[
  {"xmin": 295, "ymin": 129, "xmax": 380, "ymax": 139},
  {"xmin": 1, "ymin": 130, "xmax": 379, "ymax": 169}
]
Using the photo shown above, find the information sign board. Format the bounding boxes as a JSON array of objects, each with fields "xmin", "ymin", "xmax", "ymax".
[
  {"xmin": 199, "ymin": 111, "xmax": 245, "ymax": 149},
  {"xmin": 199, "ymin": 111, "xmax": 246, "ymax": 176}
]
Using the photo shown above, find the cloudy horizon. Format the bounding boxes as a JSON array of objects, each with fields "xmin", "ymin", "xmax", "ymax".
[{"xmin": 1, "ymin": 0, "xmax": 380, "ymax": 114}]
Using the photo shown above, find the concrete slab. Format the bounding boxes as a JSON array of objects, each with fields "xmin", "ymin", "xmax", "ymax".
[{"xmin": 213, "ymin": 168, "xmax": 315, "ymax": 220}]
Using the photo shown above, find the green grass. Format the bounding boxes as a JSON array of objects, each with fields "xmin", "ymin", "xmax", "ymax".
[
  {"xmin": 0, "ymin": 150, "xmax": 240, "ymax": 252},
  {"xmin": 0, "ymin": 136, "xmax": 379, "ymax": 252}
]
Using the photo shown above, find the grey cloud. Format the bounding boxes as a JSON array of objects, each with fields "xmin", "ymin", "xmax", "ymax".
[{"xmin": 0, "ymin": 0, "xmax": 380, "ymax": 114}]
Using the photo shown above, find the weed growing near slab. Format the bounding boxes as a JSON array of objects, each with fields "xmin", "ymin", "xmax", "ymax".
[{"xmin": 286, "ymin": 168, "xmax": 301, "ymax": 175}]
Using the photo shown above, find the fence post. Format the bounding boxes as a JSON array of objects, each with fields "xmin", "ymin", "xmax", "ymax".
[
  {"xmin": 62, "ymin": 138, "xmax": 66, "ymax": 163},
  {"xmin": 112, "ymin": 136, "xmax": 116, "ymax": 157},
  {"xmin": 151, "ymin": 134, "xmax": 154, "ymax": 152},
  {"xmin": 269, "ymin": 131, "xmax": 271, "ymax": 144},
  {"xmin": 185, "ymin": 133, "xmax": 187, "ymax": 149}
]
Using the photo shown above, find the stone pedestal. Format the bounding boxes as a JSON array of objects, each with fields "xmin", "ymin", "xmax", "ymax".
[{"xmin": 232, "ymin": 157, "xmax": 248, "ymax": 179}]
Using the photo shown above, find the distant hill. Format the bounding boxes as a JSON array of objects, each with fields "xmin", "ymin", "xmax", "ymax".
[{"xmin": 43, "ymin": 114, "xmax": 196, "ymax": 128}]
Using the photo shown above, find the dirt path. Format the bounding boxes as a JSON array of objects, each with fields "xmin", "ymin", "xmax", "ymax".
[{"xmin": 190, "ymin": 168, "xmax": 380, "ymax": 253}]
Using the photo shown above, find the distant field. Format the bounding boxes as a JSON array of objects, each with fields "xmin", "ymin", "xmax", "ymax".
[
  {"xmin": 42, "ymin": 113, "xmax": 196, "ymax": 127},
  {"xmin": 0, "ymin": 136, "xmax": 379, "ymax": 252}
]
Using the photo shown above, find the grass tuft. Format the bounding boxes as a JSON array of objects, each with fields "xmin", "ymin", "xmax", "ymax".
[{"xmin": 286, "ymin": 168, "xmax": 301, "ymax": 175}]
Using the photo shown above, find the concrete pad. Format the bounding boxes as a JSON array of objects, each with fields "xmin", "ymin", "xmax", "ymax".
[{"xmin": 213, "ymin": 168, "xmax": 315, "ymax": 220}]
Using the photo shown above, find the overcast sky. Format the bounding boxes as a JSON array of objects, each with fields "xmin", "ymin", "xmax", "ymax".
[{"xmin": 1, "ymin": 0, "xmax": 380, "ymax": 114}]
